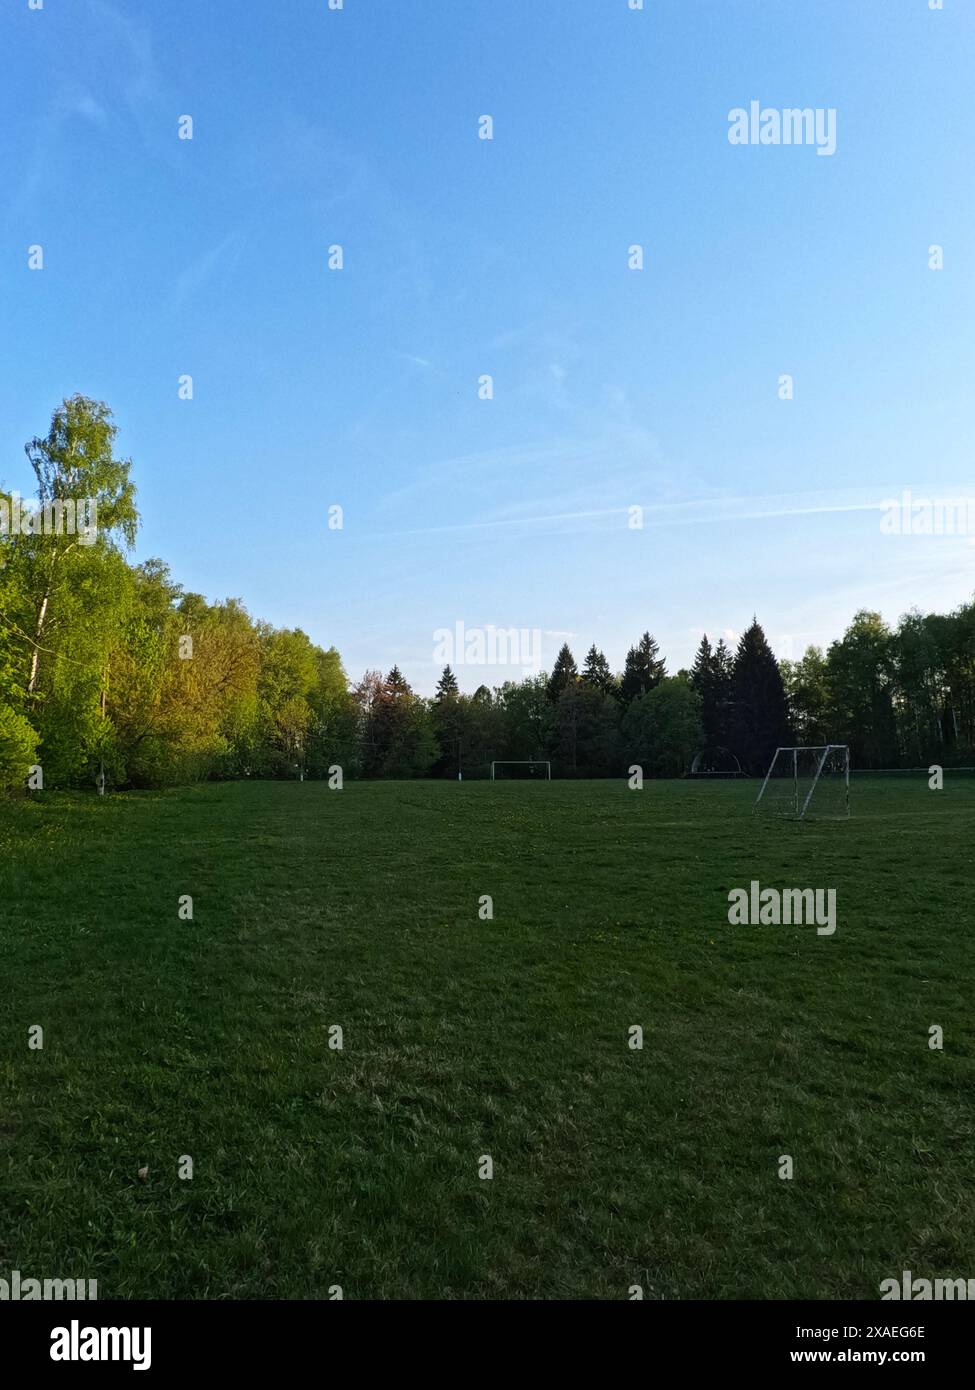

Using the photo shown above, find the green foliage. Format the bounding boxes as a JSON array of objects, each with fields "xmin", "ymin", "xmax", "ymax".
[
  {"xmin": 780, "ymin": 645, "xmax": 829, "ymax": 745},
  {"xmin": 730, "ymin": 620, "xmax": 792, "ymax": 774},
  {"xmin": 555, "ymin": 679, "xmax": 622, "ymax": 776},
  {"xmin": 581, "ymin": 644, "xmax": 614, "ymax": 693},
  {"xmin": 306, "ymin": 648, "xmax": 359, "ymax": 778},
  {"xmin": 429, "ymin": 674, "xmax": 466, "ymax": 777},
  {"xmin": 7, "ymin": 399, "xmax": 975, "ymax": 789},
  {"xmin": 546, "ymin": 642, "xmax": 578, "ymax": 703},
  {"xmin": 0, "ymin": 394, "xmax": 358, "ymax": 789},
  {"xmin": 360, "ymin": 668, "xmax": 437, "ymax": 778},
  {"xmin": 435, "ymin": 665, "xmax": 459, "ymax": 698},
  {"xmin": 622, "ymin": 676, "xmax": 703, "ymax": 777},
  {"xmin": 690, "ymin": 634, "xmax": 734, "ymax": 748},
  {"xmin": 621, "ymin": 631, "xmax": 666, "ymax": 704},
  {"xmin": 24, "ymin": 394, "xmax": 139, "ymax": 547},
  {"xmin": 497, "ymin": 675, "xmax": 553, "ymax": 762},
  {"xmin": 824, "ymin": 611, "xmax": 899, "ymax": 768},
  {"xmin": 0, "ymin": 703, "xmax": 38, "ymax": 789}
]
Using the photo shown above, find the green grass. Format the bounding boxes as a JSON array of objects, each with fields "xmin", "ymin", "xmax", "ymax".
[{"xmin": 1, "ymin": 776, "xmax": 973, "ymax": 1299}]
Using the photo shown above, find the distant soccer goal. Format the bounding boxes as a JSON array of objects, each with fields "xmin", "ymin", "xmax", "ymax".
[
  {"xmin": 688, "ymin": 746, "xmax": 744, "ymax": 778},
  {"xmin": 754, "ymin": 745, "xmax": 850, "ymax": 820},
  {"xmin": 490, "ymin": 761, "xmax": 551, "ymax": 781}
]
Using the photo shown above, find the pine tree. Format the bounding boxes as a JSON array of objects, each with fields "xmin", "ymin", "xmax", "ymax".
[
  {"xmin": 435, "ymin": 665, "xmax": 459, "ymax": 699},
  {"xmin": 690, "ymin": 634, "xmax": 713, "ymax": 692},
  {"xmin": 714, "ymin": 638, "xmax": 734, "ymax": 685},
  {"xmin": 362, "ymin": 667, "xmax": 437, "ymax": 777},
  {"xmin": 620, "ymin": 631, "xmax": 666, "ymax": 704},
  {"xmin": 690, "ymin": 636, "xmax": 713, "ymax": 677},
  {"xmin": 547, "ymin": 643, "xmax": 578, "ymax": 703},
  {"xmin": 690, "ymin": 635, "xmax": 717, "ymax": 743},
  {"xmin": 581, "ymin": 644, "xmax": 613, "ymax": 692},
  {"xmin": 730, "ymin": 619, "xmax": 791, "ymax": 774},
  {"xmin": 689, "ymin": 634, "xmax": 735, "ymax": 747},
  {"xmin": 712, "ymin": 638, "xmax": 735, "ymax": 744},
  {"xmin": 430, "ymin": 667, "xmax": 464, "ymax": 775}
]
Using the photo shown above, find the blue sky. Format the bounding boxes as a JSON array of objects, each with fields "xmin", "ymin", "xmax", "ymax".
[{"xmin": 2, "ymin": 0, "xmax": 973, "ymax": 693}]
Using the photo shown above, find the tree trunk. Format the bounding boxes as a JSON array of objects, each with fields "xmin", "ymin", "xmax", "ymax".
[{"xmin": 27, "ymin": 588, "xmax": 51, "ymax": 694}]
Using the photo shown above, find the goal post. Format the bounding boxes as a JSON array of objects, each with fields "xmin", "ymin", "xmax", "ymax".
[
  {"xmin": 754, "ymin": 745, "xmax": 850, "ymax": 820},
  {"xmin": 490, "ymin": 761, "xmax": 551, "ymax": 781}
]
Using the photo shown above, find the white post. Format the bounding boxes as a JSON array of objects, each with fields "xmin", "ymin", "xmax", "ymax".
[
  {"xmin": 792, "ymin": 747, "xmax": 798, "ymax": 816},
  {"xmin": 799, "ymin": 746, "xmax": 831, "ymax": 820},
  {"xmin": 754, "ymin": 747, "xmax": 782, "ymax": 811}
]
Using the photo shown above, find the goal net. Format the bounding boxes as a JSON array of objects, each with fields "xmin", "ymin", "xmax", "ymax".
[
  {"xmin": 490, "ymin": 761, "xmax": 551, "ymax": 780},
  {"xmin": 754, "ymin": 745, "xmax": 850, "ymax": 820}
]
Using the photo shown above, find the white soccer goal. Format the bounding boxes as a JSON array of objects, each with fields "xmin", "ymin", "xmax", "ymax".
[
  {"xmin": 490, "ymin": 761, "xmax": 551, "ymax": 781},
  {"xmin": 754, "ymin": 745, "xmax": 850, "ymax": 820}
]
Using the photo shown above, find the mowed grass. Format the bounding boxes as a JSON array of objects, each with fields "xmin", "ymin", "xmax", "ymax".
[{"xmin": 1, "ymin": 776, "xmax": 973, "ymax": 1300}]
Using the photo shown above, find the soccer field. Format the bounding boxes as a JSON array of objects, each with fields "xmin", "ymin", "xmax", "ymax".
[{"xmin": 2, "ymin": 777, "xmax": 972, "ymax": 1300}]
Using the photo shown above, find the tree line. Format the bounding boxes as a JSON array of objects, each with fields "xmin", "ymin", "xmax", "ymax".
[{"xmin": 2, "ymin": 397, "xmax": 974, "ymax": 790}]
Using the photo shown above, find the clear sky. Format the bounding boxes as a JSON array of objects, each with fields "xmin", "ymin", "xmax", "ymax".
[{"xmin": 2, "ymin": 0, "xmax": 973, "ymax": 693}]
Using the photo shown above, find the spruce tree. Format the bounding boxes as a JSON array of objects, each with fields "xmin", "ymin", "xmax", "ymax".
[
  {"xmin": 385, "ymin": 665, "xmax": 410, "ymax": 696},
  {"xmin": 690, "ymin": 635, "xmax": 713, "ymax": 694},
  {"xmin": 690, "ymin": 634, "xmax": 735, "ymax": 747},
  {"xmin": 712, "ymin": 638, "xmax": 735, "ymax": 745},
  {"xmin": 431, "ymin": 667, "xmax": 463, "ymax": 775},
  {"xmin": 581, "ymin": 644, "xmax": 613, "ymax": 692},
  {"xmin": 690, "ymin": 635, "xmax": 718, "ymax": 743},
  {"xmin": 547, "ymin": 643, "xmax": 578, "ymax": 703},
  {"xmin": 363, "ymin": 668, "xmax": 437, "ymax": 777},
  {"xmin": 620, "ymin": 631, "xmax": 666, "ymax": 704},
  {"xmin": 730, "ymin": 619, "xmax": 792, "ymax": 773},
  {"xmin": 435, "ymin": 665, "xmax": 459, "ymax": 699}
]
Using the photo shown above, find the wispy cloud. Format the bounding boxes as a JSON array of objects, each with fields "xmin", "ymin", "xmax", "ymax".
[
  {"xmin": 165, "ymin": 232, "xmax": 244, "ymax": 316},
  {"xmin": 58, "ymin": 90, "xmax": 109, "ymax": 128},
  {"xmin": 371, "ymin": 484, "xmax": 969, "ymax": 541}
]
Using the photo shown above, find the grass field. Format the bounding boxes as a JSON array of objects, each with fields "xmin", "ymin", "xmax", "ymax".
[{"xmin": 1, "ymin": 776, "xmax": 973, "ymax": 1300}]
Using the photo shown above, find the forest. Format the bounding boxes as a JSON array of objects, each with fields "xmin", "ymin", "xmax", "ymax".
[{"xmin": 2, "ymin": 397, "xmax": 973, "ymax": 789}]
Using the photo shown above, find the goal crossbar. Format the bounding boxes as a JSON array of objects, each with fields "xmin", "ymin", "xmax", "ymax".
[{"xmin": 490, "ymin": 761, "xmax": 551, "ymax": 780}]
